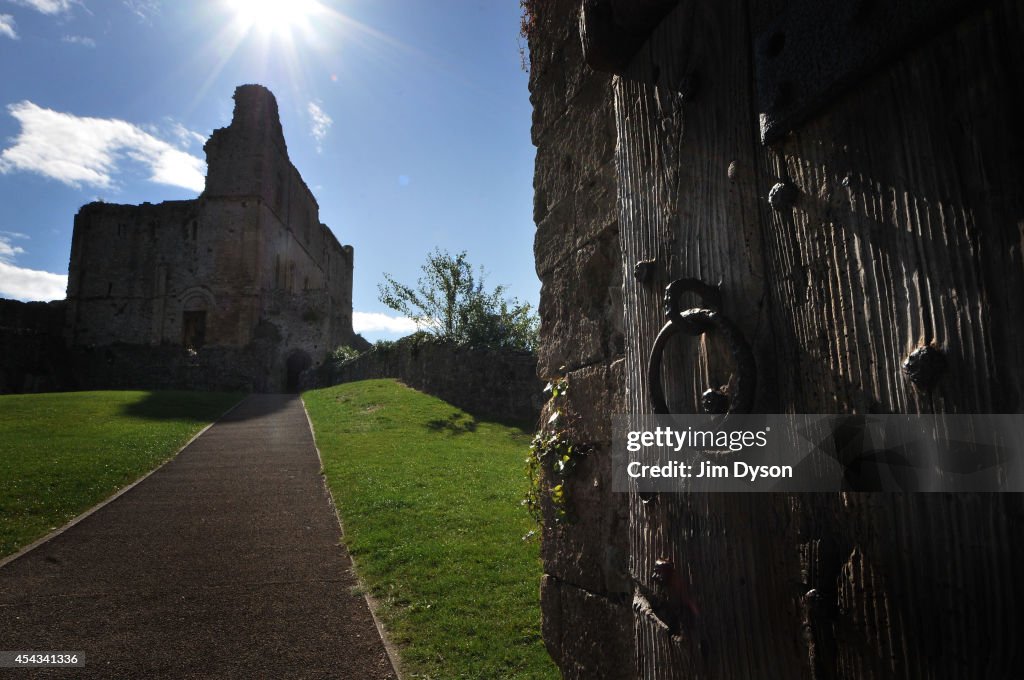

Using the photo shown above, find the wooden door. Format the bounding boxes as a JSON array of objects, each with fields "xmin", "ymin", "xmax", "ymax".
[{"xmin": 608, "ymin": 0, "xmax": 1024, "ymax": 676}]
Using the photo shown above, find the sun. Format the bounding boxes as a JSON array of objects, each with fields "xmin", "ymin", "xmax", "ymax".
[{"xmin": 228, "ymin": 0, "xmax": 322, "ymax": 37}]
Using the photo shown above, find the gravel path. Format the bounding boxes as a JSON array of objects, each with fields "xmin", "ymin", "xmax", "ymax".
[{"xmin": 0, "ymin": 394, "xmax": 397, "ymax": 679}]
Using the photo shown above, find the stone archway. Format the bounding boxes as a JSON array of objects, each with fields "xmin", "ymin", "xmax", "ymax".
[
  {"xmin": 285, "ymin": 349, "xmax": 312, "ymax": 393},
  {"xmin": 180, "ymin": 288, "xmax": 216, "ymax": 351}
]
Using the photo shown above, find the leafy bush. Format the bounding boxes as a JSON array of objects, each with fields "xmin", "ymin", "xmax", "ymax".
[
  {"xmin": 378, "ymin": 249, "xmax": 539, "ymax": 352},
  {"xmin": 330, "ymin": 345, "xmax": 361, "ymax": 363}
]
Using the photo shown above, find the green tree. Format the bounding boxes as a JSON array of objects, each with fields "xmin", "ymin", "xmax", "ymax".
[{"xmin": 378, "ymin": 249, "xmax": 539, "ymax": 351}]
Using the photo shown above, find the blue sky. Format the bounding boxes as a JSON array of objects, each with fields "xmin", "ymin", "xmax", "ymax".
[{"xmin": 0, "ymin": 0, "xmax": 537, "ymax": 342}]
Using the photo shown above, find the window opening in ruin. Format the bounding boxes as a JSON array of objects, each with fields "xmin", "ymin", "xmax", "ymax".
[
  {"xmin": 275, "ymin": 254, "xmax": 281, "ymax": 287},
  {"xmin": 107, "ymin": 282, "xmax": 113, "ymax": 297},
  {"xmin": 182, "ymin": 310, "xmax": 207, "ymax": 351}
]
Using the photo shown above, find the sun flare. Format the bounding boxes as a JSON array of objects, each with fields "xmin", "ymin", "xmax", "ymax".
[{"xmin": 228, "ymin": 0, "xmax": 322, "ymax": 37}]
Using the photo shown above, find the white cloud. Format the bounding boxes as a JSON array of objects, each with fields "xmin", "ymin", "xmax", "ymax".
[
  {"xmin": 0, "ymin": 14, "xmax": 17, "ymax": 39},
  {"xmin": 308, "ymin": 100, "xmax": 332, "ymax": 152},
  {"xmin": 0, "ymin": 234, "xmax": 26, "ymax": 260},
  {"xmin": 0, "ymin": 261, "xmax": 67, "ymax": 301},
  {"xmin": 0, "ymin": 235, "xmax": 66, "ymax": 301},
  {"xmin": 61, "ymin": 34, "xmax": 95, "ymax": 47},
  {"xmin": 168, "ymin": 121, "xmax": 206, "ymax": 148},
  {"xmin": 9, "ymin": 0, "xmax": 74, "ymax": 15},
  {"xmin": 123, "ymin": 0, "xmax": 159, "ymax": 21},
  {"xmin": 0, "ymin": 101, "xmax": 206, "ymax": 192},
  {"xmin": 353, "ymin": 311, "xmax": 418, "ymax": 335}
]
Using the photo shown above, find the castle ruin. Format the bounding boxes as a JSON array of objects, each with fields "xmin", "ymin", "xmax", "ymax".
[{"xmin": 55, "ymin": 84, "xmax": 356, "ymax": 392}]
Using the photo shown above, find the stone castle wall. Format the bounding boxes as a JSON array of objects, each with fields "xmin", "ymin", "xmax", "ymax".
[
  {"xmin": 205, "ymin": 83, "xmax": 354, "ymax": 346},
  {"xmin": 0, "ymin": 299, "xmax": 69, "ymax": 393},
  {"xmin": 527, "ymin": 2, "xmax": 633, "ymax": 677},
  {"xmin": 62, "ymin": 85, "xmax": 354, "ymax": 392},
  {"xmin": 324, "ymin": 337, "xmax": 544, "ymax": 425},
  {"xmin": 65, "ymin": 199, "xmax": 260, "ymax": 348}
]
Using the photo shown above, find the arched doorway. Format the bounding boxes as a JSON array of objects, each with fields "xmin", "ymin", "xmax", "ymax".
[
  {"xmin": 285, "ymin": 350, "xmax": 312, "ymax": 393},
  {"xmin": 180, "ymin": 288, "xmax": 216, "ymax": 352}
]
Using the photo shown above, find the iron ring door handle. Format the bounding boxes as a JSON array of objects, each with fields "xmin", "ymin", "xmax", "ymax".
[{"xmin": 647, "ymin": 280, "xmax": 757, "ymax": 415}]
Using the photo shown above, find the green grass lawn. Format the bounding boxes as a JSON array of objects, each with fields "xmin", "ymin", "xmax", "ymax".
[
  {"xmin": 0, "ymin": 390, "xmax": 241, "ymax": 558},
  {"xmin": 304, "ymin": 379, "xmax": 557, "ymax": 680}
]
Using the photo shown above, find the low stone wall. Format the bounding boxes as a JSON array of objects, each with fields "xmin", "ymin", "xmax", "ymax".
[
  {"xmin": 0, "ymin": 293, "xmax": 363, "ymax": 395},
  {"xmin": 325, "ymin": 337, "xmax": 544, "ymax": 425},
  {"xmin": 0, "ymin": 299, "xmax": 70, "ymax": 394},
  {"xmin": 67, "ymin": 343, "xmax": 275, "ymax": 393}
]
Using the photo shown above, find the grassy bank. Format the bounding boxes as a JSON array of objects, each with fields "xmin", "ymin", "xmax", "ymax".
[
  {"xmin": 0, "ymin": 390, "xmax": 241, "ymax": 557},
  {"xmin": 304, "ymin": 379, "xmax": 556, "ymax": 680}
]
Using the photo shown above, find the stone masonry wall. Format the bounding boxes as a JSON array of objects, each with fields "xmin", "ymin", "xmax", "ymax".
[
  {"xmin": 206, "ymin": 84, "xmax": 354, "ymax": 353},
  {"xmin": 67, "ymin": 344, "xmax": 272, "ymax": 393},
  {"xmin": 63, "ymin": 85, "xmax": 355, "ymax": 392},
  {"xmin": 528, "ymin": 2, "xmax": 633, "ymax": 678},
  {"xmin": 0, "ymin": 299, "xmax": 69, "ymax": 394},
  {"xmin": 326, "ymin": 337, "xmax": 544, "ymax": 425},
  {"xmin": 65, "ymin": 199, "xmax": 261, "ymax": 349}
]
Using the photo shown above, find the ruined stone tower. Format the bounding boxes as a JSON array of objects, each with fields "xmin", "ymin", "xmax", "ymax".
[{"xmin": 64, "ymin": 84, "xmax": 355, "ymax": 392}]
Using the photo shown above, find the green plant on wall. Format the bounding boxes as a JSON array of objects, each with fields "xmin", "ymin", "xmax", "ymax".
[
  {"xmin": 329, "ymin": 345, "xmax": 361, "ymax": 363},
  {"xmin": 524, "ymin": 372, "xmax": 588, "ymax": 532},
  {"xmin": 318, "ymin": 344, "xmax": 362, "ymax": 385},
  {"xmin": 518, "ymin": 0, "xmax": 537, "ymax": 72}
]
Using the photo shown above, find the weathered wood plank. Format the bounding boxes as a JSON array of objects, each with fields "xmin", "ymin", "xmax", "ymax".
[
  {"xmin": 616, "ymin": 0, "xmax": 1024, "ymax": 677},
  {"xmin": 617, "ymin": 1, "xmax": 806, "ymax": 677},
  {"xmin": 748, "ymin": 1, "xmax": 1024, "ymax": 677}
]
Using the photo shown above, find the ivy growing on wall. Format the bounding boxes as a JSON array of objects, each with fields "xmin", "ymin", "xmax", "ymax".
[{"xmin": 524, "ymin": 371, "xmax": 589, "ymax": 536}]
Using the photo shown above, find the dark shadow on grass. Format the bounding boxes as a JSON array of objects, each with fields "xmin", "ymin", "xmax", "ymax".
[
  {"xmin": 119, "ymin": 390, "xmax": 252, "ymax": 422},
  {"xmin": 437, "ymin": 410, "xmax": 537, "ymax": 434},
  {"xmin": 425, "ymin": 412, "xmax": 479, "ymax": 435},
  {"xmin": 480, "ymin": 414, "xmax": 537, "ymax": 432}
]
